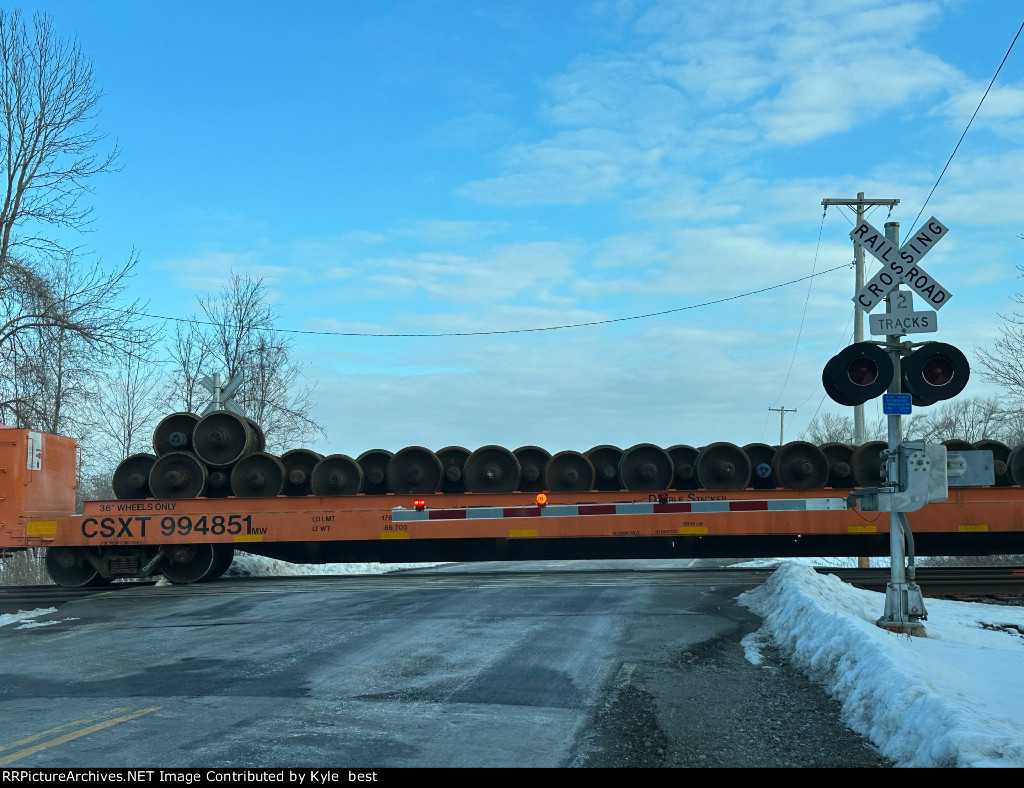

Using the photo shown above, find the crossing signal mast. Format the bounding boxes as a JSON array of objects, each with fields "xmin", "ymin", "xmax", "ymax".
[{"xmin": 821, "ymin": 215, "xmax": 974, "ymax": 635}]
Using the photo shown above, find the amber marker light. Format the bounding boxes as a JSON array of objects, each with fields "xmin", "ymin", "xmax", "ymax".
[
  {"xmin": 535, "ymin": 493, "xmax": 548, "ymax": 507},
  {"xmin": 414, "ymin": 499, "xmax": 426, "ymax": 511}
]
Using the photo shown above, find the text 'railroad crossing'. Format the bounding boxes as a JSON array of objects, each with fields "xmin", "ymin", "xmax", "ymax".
[{"xmin": 852, "ymin": 217, "xmax": 952, "ymax": 312}]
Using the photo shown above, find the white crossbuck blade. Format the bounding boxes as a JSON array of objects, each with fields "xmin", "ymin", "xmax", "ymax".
[{"xmin": 852, "ymin": 217, "xmax": 953, "ymax": 312}]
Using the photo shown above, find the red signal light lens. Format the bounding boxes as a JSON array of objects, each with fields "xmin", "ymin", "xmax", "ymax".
[
  {"xmin": 414, "ymin": 498, "xmax": 426, "ymax": 511},
  {"xmin": 847, "ymin": 358, "xmax": 879, "ymax": 386},
  {"xmin": 922, "ymin": 355, "xmax": 954, "ymax": 386}
]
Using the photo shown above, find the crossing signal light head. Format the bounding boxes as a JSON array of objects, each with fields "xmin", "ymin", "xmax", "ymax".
[
  {"xmin": 822, "ymin": 342, "xmax": 894, "ymax": 406},
  {"xmin": 901, "ymin": 342, "xmax": 970, "ymax": 406}
]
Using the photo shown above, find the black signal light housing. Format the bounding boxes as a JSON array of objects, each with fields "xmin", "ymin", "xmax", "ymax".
[
  {"xmin": 900, "ymin": 342, "xmax": 970, "ymax": 406},
  {"xmin": 822, "ymin": 342, "xmax": 894, "ymax": 406}
]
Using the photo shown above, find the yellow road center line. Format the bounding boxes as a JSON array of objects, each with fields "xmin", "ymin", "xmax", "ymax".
[
  {"xmin": 0, "ymin": 707, "xmax": 130, "ymax": 753},
  {"xmin": 0, "ymin": 706, "xmax": 162, "ymax": 765}
]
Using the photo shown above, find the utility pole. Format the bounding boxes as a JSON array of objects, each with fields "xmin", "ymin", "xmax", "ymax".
[
  {"xmin": 768, "ymin": 406, "xmax": 796, "ymax": 445},
  {"xmin": 821, "ymin": 193, "xmax": 899, "ymax": 445}
]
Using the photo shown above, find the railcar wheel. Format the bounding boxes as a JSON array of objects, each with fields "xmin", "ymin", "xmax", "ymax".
[
  {"xmin": 545, "ymin": 451, "xmax": 595, "ymax": 493},
  {"xmin": 193, "ymin": 411, "xmax": 254, "ymax": 467},
  {"xmin": 387, "ymin": 446, "xmax": 444, "ymax": 494},
  {"xmin": 463, "ymin": 446, "xmax": 520, "ymax": 493},
  {"xmin": 247, "ymin": 419, "xmax": 266, "ymax": 453},
  {"xmin": 1008, "ymin": 445, "xmax": 1024, "ymax": 486},
  {"xmin": 772, "ymin": 441, "xmax": 829, "ymax": 490},
  {"xmin": 200, "ymin": 544, "xmax": 235, "ymax": 582},
  {"xmin": 112, "ymin": 453, "xmax": 157, "ymax": 499},
  {"xmin": 161, "ymin": 544, "xmax": 217, "ymax": 584},
  {"xmin": 231, "ymin": 452, "xmax": 286, "ymax": 497},
  {"xmin": 311, "ymin": 454, "xmax": 364, "ymax": 495},
  {"xmin": 972, "ymin": 440, "xmax": 1011, "ymax": 486},
  {"xmin": 152, "ymin": 412, "xmax": 200, "ymax": 456},
  {"xmin": 436, "ymin": 446, "xmax": 471, "ymax": 494},
  {"xmin": 742, "ymin": 443, "xmax": 776, "ymax": 490},
  {"xmin": 205, "ymin": 467, "xmax": 233, "ymax": 498},
  {"xmin": 851, "ymin": 441, "xmax": 888, "ymax": 487},
  {"xmin": 514, "ymin": 446, "xmax": 551, "ymax": 493},
  {"xmin": 666, "ymin": 445, "xmax": 699, "ymax": 491},
  {"xmin": 45, "ymin": 547, "xmax": 105, "ymax": 588},
  {"xmin": 586, "ymin": 445, "xmax": 623, "ymax": 491},
  {"xmin": 357, "ymin": 449, "xmax": 393, "ymax": 495},
  {"xmin": 696, "ymin": 443, "xmax": 752, "ymax": 490},
  {"xmin": 619, "ymin": 444, "xmax": 673, "ymax": 491},
  {"xmin": 281, "ymin": 449, "xmax": 324, "ymax": 496},
  {"xmin": 820, "ymin": 443, "xmax": 855, "ymax": 489},
  {"xmin": 149, "ymin": 452, "xmax": 208, "ymax": 498}
]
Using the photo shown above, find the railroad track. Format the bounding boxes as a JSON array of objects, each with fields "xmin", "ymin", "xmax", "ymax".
[
  {"xmin": 2, "ymin": 565, "xmax": 1023, "ymax": 615},
  {"xmin": 824, "ymin": 566, "xmax": 1024, "ymax": 601}
]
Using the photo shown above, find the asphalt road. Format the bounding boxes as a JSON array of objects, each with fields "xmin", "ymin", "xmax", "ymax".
[{"xmin": 0, "ymin": 560, "xmax": 892, "ymax": 768}]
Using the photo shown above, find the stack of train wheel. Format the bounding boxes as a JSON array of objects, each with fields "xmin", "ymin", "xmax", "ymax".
[{"xmin": 103, "ymin": 420, "xmax": 1024, "ymax": 587}]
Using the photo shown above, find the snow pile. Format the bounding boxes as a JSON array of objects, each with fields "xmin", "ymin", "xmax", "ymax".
[{"xmin": 739, "ymin": 562, "xmax": 1024, "ymax": 768}]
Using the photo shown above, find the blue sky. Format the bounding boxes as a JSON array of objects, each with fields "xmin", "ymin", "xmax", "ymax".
[{"xmin": 17, "ymin": 0, "xmax": 1024, "ymax": 456}]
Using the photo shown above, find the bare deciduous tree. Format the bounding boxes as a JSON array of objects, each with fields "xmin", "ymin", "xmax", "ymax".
[
  {"xmin": 0, "ymin": 10, "xmax": 119, "ymax": 274},
  {"xmin": 978, "ymin": 264, "xmax": 1024, "ymax": 405},
  {"xmin": 802, "ymin": 412, "xmax": 855, "ymax": 444},
  {"xmin": 93, "ymin": 341, "xmax": 164, "ymax": 461},
  {"xmin": 0, "ymin": 11, "xmax": 152, "ymax": 439},
  {"xmin": 167, "ymin": 272, "xmax": 323, "ymax": 450}
]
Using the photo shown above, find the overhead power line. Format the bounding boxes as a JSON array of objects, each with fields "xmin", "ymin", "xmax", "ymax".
[
  {"xmin": 131, "ymin": 263, "xmax": 851, "ymax": 339},
  {"xmin": 910, "ymin": 17, "xmax": 1024, "ymax": 230}
]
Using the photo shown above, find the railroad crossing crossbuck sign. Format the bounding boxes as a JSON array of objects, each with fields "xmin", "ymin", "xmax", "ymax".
[{"xmin": 851, "ymin": 217, "xmax": 953, "ymax": 312}]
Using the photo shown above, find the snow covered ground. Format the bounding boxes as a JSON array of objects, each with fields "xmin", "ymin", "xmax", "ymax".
[{"xmin": 3, "ymin": 556, "xmax": 1023, "ymax": 768}]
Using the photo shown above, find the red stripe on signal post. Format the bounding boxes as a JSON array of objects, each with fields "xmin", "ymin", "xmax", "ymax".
[
  {"xmin": 579, "ymin": 505, "xmax": 616, "ymax": 515},
  {"xmin": 729, "ymin": 501, "xmax": 769, "ymax": 511}
]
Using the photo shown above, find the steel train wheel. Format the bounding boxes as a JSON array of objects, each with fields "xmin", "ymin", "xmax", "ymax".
[
  {"xmin": 45, "ymin": 547, "xmax": 106, "ymax": 588},
  {"xmin": 513, "ymin": 446, "xmax": 551, "ymax": 493},
  {"xmin": 193, "ymin": 411, "xmax": 254, "ymax": 467},
  {"xmin": 850, "ymin": 442, "xmax": 887, "ymax": 487},
  {"xmin": 665, "ymin": 445, "xmax": 699, "ymax": 491},
  {"xmin": 619, "ymin": 444, "xmax": 673, "ymax": 491},
  {"xmin": 149, "ymin": 452, "xmax": 208, "ymax": 498},
  {"xmin": 463, "ymin": 446, "xmax": 520, "ymax": 493},
  {"xmin": 436, "ymin": 446, "xmax": 471, "ymax": 494},
  {"xmin": 112, "ymin": 453, "xmax": 157, "ymax": 499},
  {"xmin": 972, "ymin": 440, "xmax": 1011, "ymax": 486},
  {"xmin": 1008, "ymin": 445, "xmax": 1024, "ymax": 486},
  {"xmin": 545, "ymin": 451, "xmax": 595, "ymax": 493},
  {"xmin": 696, "ymin": 443, "xmax": 752, "ymax": 490},
  {"xmin": 586, "ymin": 445, "xmax": 623, "ymax": 491},
  {"xmin": 247, "ymin": 418, "xmax": 266, "ymax": 453},
  {"xmin": 741, "ymin": 443, "xmax": 776, "ymax": 490},
  {"xmin": 231, "ymin": 452, "xmax": 286, "ymax": 497},
  {"xmin": 281, "ymin": 449, "xmax": 324, "ymax": 496},
  {"xmin": 820, "ymin": 443, "xmax": 855, "ymax": 489},
  {"xmin": 311, "ymin": 454, "xmax": 364, "ymax": 495},
  {"xmin": 772, "ymin": 441, "xmax": 829, "ymax": 490},
  {"xmin": 152, "ymin": 412, "xmax": 200, "ymax": 456},
  {"xmin": 161, "ymin": 544, "xmax": 217, "ymax": 584},
  {"xmin": 205, "ymin": 467, "xmax": 233, "ymax": 498},
  {"xmin": 357, "ymin": 449, "xmax": 393, "ymax": 495},
  {"xmin": 200, "ymin": 544, "xmax": 235, "ymax": 582},
  {"xmin": 387, "ymin": 446, "xmax": 444, "ymax": 494}
]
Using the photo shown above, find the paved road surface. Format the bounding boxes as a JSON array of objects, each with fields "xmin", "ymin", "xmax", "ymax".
[{"xmin": 0, "ymin": 560, "xmax": 891, "ymax": 767}]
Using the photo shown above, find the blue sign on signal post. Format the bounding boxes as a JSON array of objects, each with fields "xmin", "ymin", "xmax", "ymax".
[{"xmin": 883, "ymin": 393, "xmax": 912, "ymax": 415}]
